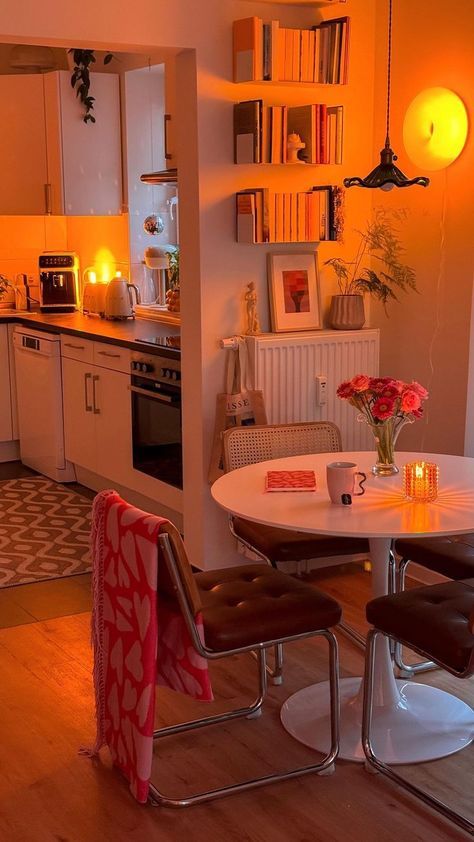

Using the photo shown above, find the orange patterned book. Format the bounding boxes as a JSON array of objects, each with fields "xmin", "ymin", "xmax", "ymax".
[{"xmin": 265, "ymin": 470, "xmax": 317, "ymax": 492}]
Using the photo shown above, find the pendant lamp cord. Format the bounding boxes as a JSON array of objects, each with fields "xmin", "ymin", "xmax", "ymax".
[{"xmin": 385, "ymin": 0, "xmax": 392, "ymax": 146}]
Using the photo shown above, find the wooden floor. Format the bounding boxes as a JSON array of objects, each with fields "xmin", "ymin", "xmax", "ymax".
[{"xmin": 0, "ymin": 561, "xmax": 472, "ymax": 842}]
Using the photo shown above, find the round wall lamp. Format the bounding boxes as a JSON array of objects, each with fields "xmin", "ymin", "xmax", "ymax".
[{"xmin": 403, "ymin": 87, "xmax": 469, "ymax": 171}]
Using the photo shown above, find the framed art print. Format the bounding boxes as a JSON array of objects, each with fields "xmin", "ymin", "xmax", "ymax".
[{"xmin": 267, "ymin": 251, "xmax": 321, "ymax": 332}]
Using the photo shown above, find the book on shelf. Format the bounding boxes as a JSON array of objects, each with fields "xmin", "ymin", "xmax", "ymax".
[
  {"xmin": 270, "ymin": 104, "xmax": 284, "ymax": 163},
  {"xmin": 327, "ymin": 104, "xmax": 344, "ymax": 165},
  {"xmin": 233, "ymin": 15, "xmax": 349, "ymax": 84},
  {"xmin": 233, "ymin": 100, "xmax": 262, "ymax": 164},
  {"xmin": 265, "ymin": 470, "xmax": 317, "ymax": 492},
  {"xmin": 233, "ymin": 17, "xmax": 263, "ymax": 83},
  {"xmin": 313, "ymin": 16, "xmax": 350, "ymax": 84},
  {"xmin": 236, "ymin": 186, "xmax": 339, "ymax": 243},
  {"xmin": 236, "ymin": 191, "xmax": 256, "ymax": 243}
]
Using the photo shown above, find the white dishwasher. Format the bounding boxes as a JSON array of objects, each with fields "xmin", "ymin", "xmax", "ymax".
[{"xmin": 13, "ymin": 326, "xmax": 76, "ymax": 482}]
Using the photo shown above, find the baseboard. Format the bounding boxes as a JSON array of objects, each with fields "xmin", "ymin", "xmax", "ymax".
[
  {"xmin": 0, "ymin": 441, "xmax": 20, "ymax": 463},
  {"xmin": 406, "ymin": 562, "xmax": 448, "ymax": 586}
]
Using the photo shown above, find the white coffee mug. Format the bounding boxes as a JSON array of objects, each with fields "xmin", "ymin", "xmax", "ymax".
[{"xmin": 326, "ymin": 461, "xmax": 367, "ymax": 505}]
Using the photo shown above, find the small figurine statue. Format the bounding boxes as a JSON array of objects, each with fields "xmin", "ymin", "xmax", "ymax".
[
  {"xmin": 245, "ymin": 281, "xmax": 261, "ymax": 335},
  {"xmin": 286, "ymin": 132, "xmax": 306, "ymax": 164}
]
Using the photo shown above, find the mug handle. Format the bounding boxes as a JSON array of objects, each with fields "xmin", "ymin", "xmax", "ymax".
[{"xmin": 353, "ymin": 472, "xmax": 367, "ymax": 496}]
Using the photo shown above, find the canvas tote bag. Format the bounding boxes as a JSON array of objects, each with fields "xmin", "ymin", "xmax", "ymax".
[{"xmin": 208, "ymin": 338, "xmax": 267, "ymax": 484}]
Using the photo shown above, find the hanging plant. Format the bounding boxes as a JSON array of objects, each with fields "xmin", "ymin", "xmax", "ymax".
[{"xmin": 69, "ymin": 49, "xmax": 115, "ymax": 124}]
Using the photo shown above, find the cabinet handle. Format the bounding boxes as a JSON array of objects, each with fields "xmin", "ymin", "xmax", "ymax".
[
  {"xmin": 44, "ymin": 183, "xmax": 52, "ymax": 215},
  {"xmin": 97, "ymin": 350, "xmax": 121, "ymax": 358},
  {"xmin": 65, "ymin": 342, "xmax": 85, "ymax": 350},
  {"xmin": 164, "ymin": 113, "xmax": 172, "ymax": 161},
  {"xmin": 92, "ymin": 374, "xmax": 100, "ymax": 414},
  {"xmin": 84, "ymin": 372, "xmax": 93, "ymax": 412}
]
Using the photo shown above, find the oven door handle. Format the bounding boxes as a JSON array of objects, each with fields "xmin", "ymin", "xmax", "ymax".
[{"xmin": 129, "ymin": 384, "xmax": 176, "ymax": 404}]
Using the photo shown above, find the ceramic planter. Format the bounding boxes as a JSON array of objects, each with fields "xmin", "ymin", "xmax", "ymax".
[{"xmin": 329, "ymin": 294, "xmax": 365, "ymax": 330}]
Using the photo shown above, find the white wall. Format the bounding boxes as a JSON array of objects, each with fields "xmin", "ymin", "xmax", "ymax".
[{"xmin": 0, "ymin": 0, "xmax": 377, "ymax": 568}]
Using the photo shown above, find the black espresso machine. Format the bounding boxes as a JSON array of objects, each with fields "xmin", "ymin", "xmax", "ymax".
[{"xmin": 39, "ymin": 252, "xmax": 80, "ymax": 312}]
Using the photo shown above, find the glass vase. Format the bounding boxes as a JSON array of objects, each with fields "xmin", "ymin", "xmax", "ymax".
[{"xmin": 358, "ymin": 414, "xmax": 413, "ymax": 476}]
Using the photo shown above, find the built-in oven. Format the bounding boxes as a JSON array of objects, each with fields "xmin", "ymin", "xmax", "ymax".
[{"xmin": 130, "ymin": 337, "xmax": 182, "ymax": 489}]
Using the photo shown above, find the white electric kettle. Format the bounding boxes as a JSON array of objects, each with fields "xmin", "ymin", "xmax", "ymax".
[{"xmin": 104, "ymin": 275, "xmax": 141, "ymax": 320}]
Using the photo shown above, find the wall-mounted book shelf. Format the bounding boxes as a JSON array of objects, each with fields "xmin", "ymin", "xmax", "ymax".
[
  {"xmin": 234, "ymin": 100, "xmax": 343, "ymax": 165},
  {"xmin": 233, "ymin": 16, "xmax": 350, "ymax": 85},
  {"xmin": 236, "ymin": 185, "xmax": 342, "ymax": 244}
]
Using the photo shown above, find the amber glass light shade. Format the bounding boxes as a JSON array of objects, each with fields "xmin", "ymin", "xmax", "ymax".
[{"xmin": 403, "ymin": 461, "xmax": 439, "ymax": 503}]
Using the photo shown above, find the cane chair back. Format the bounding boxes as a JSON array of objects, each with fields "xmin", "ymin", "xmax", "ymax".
[{"xmin": 223, "ymin": 421, "xmax": 342, "ymax": 473}]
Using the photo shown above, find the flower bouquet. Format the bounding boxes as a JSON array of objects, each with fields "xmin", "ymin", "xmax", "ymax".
[{"xmin": 337, "ymin": 375, "xmax": 428, "ymax": 476}]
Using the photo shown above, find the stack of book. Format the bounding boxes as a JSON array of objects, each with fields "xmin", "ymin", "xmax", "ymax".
[
  {"xmin": 236, "ymin": 185, "xmax": 339, "ymax": 244},
  {"xmin": 233, "ymin": 16, "xmax": 350, "ymax": 84},
  {"xmin": 234, "ymin": 100, "xmax": 344, "ymax": 165}
]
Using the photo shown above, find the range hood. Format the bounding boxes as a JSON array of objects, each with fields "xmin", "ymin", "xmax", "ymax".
[{"xmin": 140, "ymin": 168, "xmax": 177, "ymax": 185}]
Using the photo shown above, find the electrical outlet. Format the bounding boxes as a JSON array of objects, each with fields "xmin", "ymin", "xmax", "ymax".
[{"xmin": 315, "ymin": 375, "xmax": 327, "ymax": 406}]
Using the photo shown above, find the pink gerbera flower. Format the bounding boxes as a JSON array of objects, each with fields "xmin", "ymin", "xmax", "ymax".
[
  {"xmin": 409, "ymin": 381, "xmax": 429, "ymax": 400},
  {"xmin": 336, "ymin": 380, "xmax": 355, "ymax": 399},
  {"xmin": 372, "ymin": 397, "xmax": 396, "ymax": 420},
  {"xmin": 369, "ymin": 377, "xmax": 393, "ymax": 393},
  {"xmin": 350, "ymin": 374, "xmax": 371, "ymax": 392},
  {"xmin": 379, "ymin": 384, "xmax": 401, "ymax": 399},
  {"xmin": 400, "ymin": 389, "xmax": 422, "ymax": 413}
]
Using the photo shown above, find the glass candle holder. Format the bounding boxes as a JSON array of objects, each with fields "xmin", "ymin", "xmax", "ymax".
[{"xmin": 403, "ymin": 461, "xmax": 439, "ymax": 502}]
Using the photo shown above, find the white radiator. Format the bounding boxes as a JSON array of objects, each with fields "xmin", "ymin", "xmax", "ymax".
[{"xmin": 246, "ymin": 329, "xmax": 380, "ymax": 450}]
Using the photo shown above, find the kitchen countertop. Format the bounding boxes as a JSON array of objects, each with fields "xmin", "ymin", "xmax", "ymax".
[{"xmin": 0, "ymin": 310, "xmax": 180, "ymax": 352}]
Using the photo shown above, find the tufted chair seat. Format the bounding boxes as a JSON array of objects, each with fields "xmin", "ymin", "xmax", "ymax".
[
  {"xmin": 232, "ymin": 518, "xmax": 369, "ymax": 565},
  {"xmin": 366, "ymin": 577, "xmax": 474, "ymax": 675},
  {"xmin": 394, "ymin": 534, "xmax": 474, "ymax": 580},
  {"xmin": 393, "ymin": 534, "xmax": 474, "ymax": 675},
  {"xmin": 196, "ymin": 563, "xmax": 342, "ymax": 651}
]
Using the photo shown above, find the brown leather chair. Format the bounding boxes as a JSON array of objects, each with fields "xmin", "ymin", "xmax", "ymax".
[
  {"xmin": 222, "ymin": 422, "xmax": 371, "ymax": 671},
  {"xmin": 149, "ymin": 521, "xmax": 342, "ymax": 808},
  {"xmin": 362, "ymin": 578, "xmax": 474, "ymax": 836},
  {"xmin": 394, "ymin": 534, "xmax": 474, "ymax": 675}
]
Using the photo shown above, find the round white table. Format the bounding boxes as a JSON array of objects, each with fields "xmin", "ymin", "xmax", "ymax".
[{"xmin": 211, "ymin": 450, "xmax": 474, "ymax": 764}]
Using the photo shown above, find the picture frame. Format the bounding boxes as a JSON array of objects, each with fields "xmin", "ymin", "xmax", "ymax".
[{"xmin": 267, "ymin": 251, "xmax": 321, "ymax": 332}]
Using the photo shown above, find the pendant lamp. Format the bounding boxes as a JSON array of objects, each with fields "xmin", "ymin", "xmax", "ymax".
[{"xmin": 343, "ymin": 0, "xmax": 429, "ymax": 191}]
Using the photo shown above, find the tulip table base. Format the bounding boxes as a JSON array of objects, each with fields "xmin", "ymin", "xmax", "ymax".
[{"xmin": 280, "ymin": 676, "xmax": 474, "ymax": 764}]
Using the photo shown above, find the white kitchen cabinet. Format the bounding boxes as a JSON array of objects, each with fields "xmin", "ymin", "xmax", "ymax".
[
  {"xmin": 0, "ymin": 70, "xmax": 122, "ymax": 215},
  {"xmin": 0, "ymin": 324, "xmax": 13, "ymax": 441},
  {"xmin": 62, "ymin": 340, "xmax": 132, "ymax": 485},
  {"xmin": 62, "ymin": 357, "xmax": 96, "ymax": 472}
]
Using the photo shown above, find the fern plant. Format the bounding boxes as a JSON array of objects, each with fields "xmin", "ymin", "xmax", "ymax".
[
  {"xmin": 324, "ymin": 208, "xmax": 417, "ymax": 310},
  {"xmin": 69, "ymin": 49, "xmax": 114, "ymax": 124}
]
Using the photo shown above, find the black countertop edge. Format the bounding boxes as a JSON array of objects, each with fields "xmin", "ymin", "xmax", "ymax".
[{"xmin": 0, "ymin": 314, "xmax": 180, "ymax": 354}]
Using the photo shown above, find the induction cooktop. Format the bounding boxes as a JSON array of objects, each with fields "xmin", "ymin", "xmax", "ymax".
[{"xmin": 136, "ymin": 335, "xmax": 181, "ymax": 352}]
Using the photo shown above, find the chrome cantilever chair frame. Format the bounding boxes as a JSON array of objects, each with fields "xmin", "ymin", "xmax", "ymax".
[
  {"xmin": 393, "ymin": 556, "xmax": 437, "ymax": 676},
  {"xmin": 148, "ymin": 532, "xmax": 340, "ymax": 809},
  {"xmin": 363, "ymin": 627, "xmax": 474, "ymax": 837}
]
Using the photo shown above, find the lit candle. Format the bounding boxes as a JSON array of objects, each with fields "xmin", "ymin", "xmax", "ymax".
[{"xmin": 403, "ymin": 461, "xmax": 439, "ymax": 502}]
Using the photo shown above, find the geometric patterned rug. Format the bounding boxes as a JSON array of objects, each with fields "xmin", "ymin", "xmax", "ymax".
[{"xmin": 0, "ymin": 477, "xmax": 92, "ymax": 588}]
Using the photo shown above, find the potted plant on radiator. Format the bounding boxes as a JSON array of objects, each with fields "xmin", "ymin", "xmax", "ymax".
[{"xmin": 325, "ymin": 208, "xmax": 417, "ymax": 330}]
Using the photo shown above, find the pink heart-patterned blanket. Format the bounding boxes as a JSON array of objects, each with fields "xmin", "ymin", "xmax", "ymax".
[{"xmin": 85, "ymin": 490, "xmax": 213, "ymax": 803}]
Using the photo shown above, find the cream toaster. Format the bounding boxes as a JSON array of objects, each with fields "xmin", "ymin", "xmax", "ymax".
[{"xmin": 82, "ymin": 283, "xmax": 108, "ymax": 317}]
